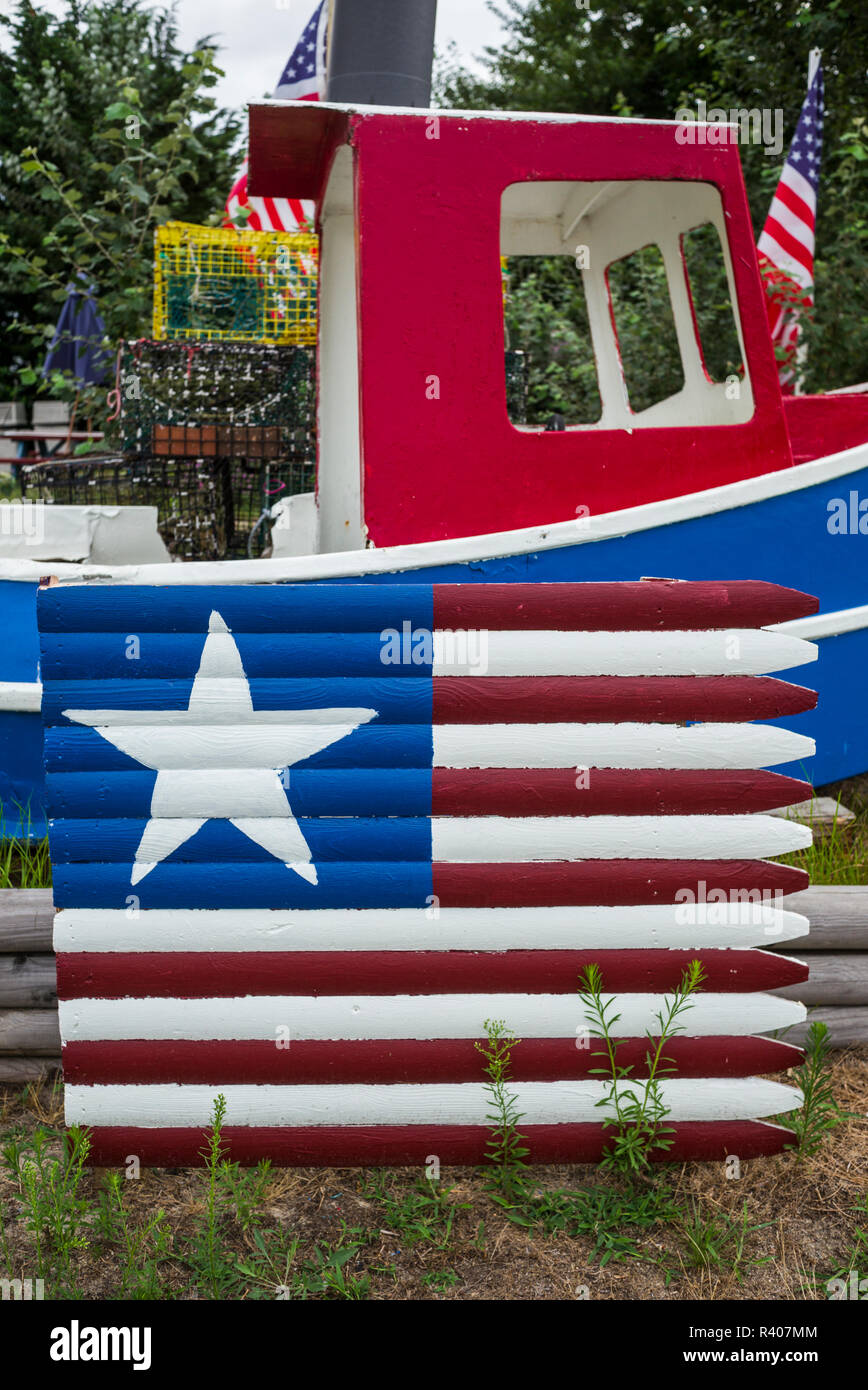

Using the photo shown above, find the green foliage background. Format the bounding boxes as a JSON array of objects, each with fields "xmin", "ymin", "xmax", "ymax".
[
  {"xmin": 436, "ymin": 0, "xmax": 868, "ymax": 417},
  {"xmin": 0, "ymin": 0, "xmax": 242, "ymax": 403}
]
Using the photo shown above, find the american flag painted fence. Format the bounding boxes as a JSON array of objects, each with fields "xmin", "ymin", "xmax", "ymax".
[{"xmin": 37, "ymin": 580, "xmax": 819, "ymax": 1166}]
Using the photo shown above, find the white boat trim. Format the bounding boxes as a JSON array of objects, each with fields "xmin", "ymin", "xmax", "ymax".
[
  {"xmin": 0, "ymin": 438, "xmax": 866, "ymax": 586},
  {"xmin": 0, "ymin": 681, "xmax": 43, "ymax": 713},
  {"xmin": 771, "ymin": 604, "xmax": 868, "ymax": 640}
]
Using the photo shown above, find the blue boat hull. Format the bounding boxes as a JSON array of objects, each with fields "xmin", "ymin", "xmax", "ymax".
[{"xmin": 2, "ymin": 455, "xmax": 865, "ymax": 835}]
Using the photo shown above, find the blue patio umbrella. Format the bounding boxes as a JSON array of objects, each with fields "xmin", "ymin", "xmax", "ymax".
[{"xmin": 42, "ymin": 274, "xmax": 110, "ymax": 386}]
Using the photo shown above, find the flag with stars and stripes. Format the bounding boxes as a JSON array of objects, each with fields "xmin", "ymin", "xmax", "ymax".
[
  {"xmin": 224, "ymin": 1, "xmax": 328, "ymax": 233},
  {"xmin": 757, "ymin": 58, "xmax": 824, "ymax": 392},
  {"xmin": 38, "ymin": 580, "xmax": 819, "ymax": 1168}
]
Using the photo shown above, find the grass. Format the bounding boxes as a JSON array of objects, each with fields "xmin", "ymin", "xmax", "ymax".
[
  {"xmin": 778, "ymin": 777, "xmax": 868, "ymax": 884},
  {"xmin": 0, "ymin": 1053, "xmax": 865, "ymax": 1300},
  {"xmin": 0, "ymin": 802, "xmax": 52, "ymax": 888},
  {"xmin": 0, "ymin": 837, "xmax": 52, "ymax": 889},
  {"xmin": 0, "ymin": 775, "xmax": 865, "ymax": 1299}
]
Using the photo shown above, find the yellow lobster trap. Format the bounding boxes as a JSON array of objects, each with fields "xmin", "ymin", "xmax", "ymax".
[{"xmin": 153, "ymin": 221, "xmax": 318, "ymax": 345}]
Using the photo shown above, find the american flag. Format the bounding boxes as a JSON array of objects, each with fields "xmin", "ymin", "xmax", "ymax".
[
  {"xmin": 39, "ymin": 580, "xmax": 817, "ymax": 1167},
  {"xmin": 224, "ymin": 1, "xmax": 328, "ymax": 233},
  {"xmin": 757, "ymin": 57, "xmax": 824, "ymax": 392}
]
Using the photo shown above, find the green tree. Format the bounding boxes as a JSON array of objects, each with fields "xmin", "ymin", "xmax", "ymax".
[
  {"xmin": 437, "ymin": 0, "xmax": 868, "ymax": 393},
  {"xmin": 0, "ymin": 0, "xmax": 242, "ymax": 402}
]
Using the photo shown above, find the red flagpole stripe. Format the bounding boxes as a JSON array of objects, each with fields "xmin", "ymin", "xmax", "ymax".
[
  {"xmin": 433, "ymin": 581, "xmax": 818, "ymax": 630},
  {"xmin": 763, "ymin": 217, "xmax": 815, "ymax": 276},
  {"xmin": 62, "ymin": 1036, "xmax": 803, "ymax": 1085},
  {"xmin": 432, "ymin": 675, "xmax": 816, "ymax": 724},
  {"xmin": 434, "ymin": 860, "xmax": 808, "ymax": 906},
  {"xmin": 56, "ymin": 948, "xmax": 807, "ymax": 1001},
  {"xmin": 432, "ymin": 768, "xmax": 811, "ymax": 816},
  {"xmin": 81, "ymin": 1120, "xmax": 797, "ymax": 1167},
  {"xmin": 774, "ymin": 179, "xmax": 816, "ymax": 232}
]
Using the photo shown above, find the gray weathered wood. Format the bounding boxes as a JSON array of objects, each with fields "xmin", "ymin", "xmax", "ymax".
[
  {"xmin": 0, "ymin": 889, "xmax": 53, "ymax": 952},
  {"xmin": 0, "ymin": 954, "xmax": 56, "ymax": 1008},
  {"xmin": 0, "ymin": 1056, "xmax": 61, "ymax": 1084},
  {"xmin": 771, "ymin": 797, "xmax": 856, "ymax": 833},
  {"xmin": 0, "ymin": 1009, "xmax": 61, "ymax": 1054},
  {"xmin": 781, "ymin": 886, "xmax": 868, "ymax": 949},
  {"xmin": 773, "ymin": 1007, "xmax": 868, "ymax": 1048},
  {"xmin": 774, "ymin": 953, "xmax": 868, "ymax": 1006}
]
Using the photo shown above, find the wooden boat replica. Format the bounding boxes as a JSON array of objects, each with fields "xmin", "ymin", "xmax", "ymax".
[{"xmin": 2, "ymin": 99, "xmax": 867, "ymax": 832}]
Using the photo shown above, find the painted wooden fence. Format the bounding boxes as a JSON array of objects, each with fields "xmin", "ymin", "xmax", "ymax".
[{"xmin": 35, "ymin": 579, "xmax": 820, "ymax": 1166}]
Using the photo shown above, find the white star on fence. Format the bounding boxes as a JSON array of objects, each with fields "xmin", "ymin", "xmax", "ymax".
[{"xmin": 63, "ymin": 611, "xmax": 376, "ymax": 886}]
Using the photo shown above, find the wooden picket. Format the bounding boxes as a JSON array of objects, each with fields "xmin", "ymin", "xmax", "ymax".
[{"xmin": 21, "ymin": 580, "xmax": 828, "ymax": 1161}]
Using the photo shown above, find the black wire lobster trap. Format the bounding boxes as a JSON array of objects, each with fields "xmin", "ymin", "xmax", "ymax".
[{"xmin": 23, "ymin": 340, "xmax": 317, "ymax": 561}]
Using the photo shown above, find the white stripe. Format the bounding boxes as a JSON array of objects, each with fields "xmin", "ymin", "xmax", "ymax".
[
  {"xmin": 68, "ymin": 720, "xmax": 813, "ymax": 777},
  {"xmin": 59, "ymin": 992, "xmax": 806, "ymax": 1042},
  {"xmin": 7, "ymin": 438, "xmax": 868, "ymax": 586},
  {"xmin": 0, "ymin": 681, "xmax": 41, "ymax": 712},
  {"xmin": 772, "ymin": 602, "xmax": 868, "ymax": 641},
  {"xmin": 248, "ymin": 196, "xmax": 274, "ymax": 231},
  {"xmin": 64, "ymin": 1077, "xmax": 801, "ymax": 1128},
  {"xmin": 54, "ymin": 905, "xmax": 809, "ymax": 953},
  {"xmin": 757, "ymin": 231, "xmax": 813, "ymax": 289},
  {"xmin": 781, "ymin": 164, "xmax": 817, "ymax": 217},
  {"xmin": 433, "ymin": 629, "xmax": 816, "ymax": 677},
  {"xmin": 430, "ymin": 814, "xmax": 809, "ymax": 860},
  {"xmin": 269, "ymin": 197, "xmax": 303, "ymax": 232},
  {"xmin": 766, "ymin": 196, "xmax": 815, "ymax": 254},
  {"xmin": 434, "ymin": 721, "xmax": 814, "ymax": 768}
]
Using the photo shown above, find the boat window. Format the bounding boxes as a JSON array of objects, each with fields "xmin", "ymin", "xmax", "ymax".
[
  {"xmin": 501, "ymin": 179, "xmax": 754, "ymax": 430},
  {"xmin": 607, "ymin": 245, "xmax": 685, "ymax": 414},
  {"xmin": 502, "ymin": 256, "xmax": 603, "ymax": 427},
  {"xmin": 681, "ymin": 223, "xmax": 746, "ymax": 383}
]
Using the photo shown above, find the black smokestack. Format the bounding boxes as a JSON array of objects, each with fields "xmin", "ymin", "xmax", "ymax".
[{"xmin": 325, "ymin": 0, "xmax": 438, "ymax": 107}]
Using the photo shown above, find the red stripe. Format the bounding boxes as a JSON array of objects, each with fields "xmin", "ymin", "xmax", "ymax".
[
  {"xmin": 432, "ymin": 581, "xmax": 817, "ymax": 630},
  {"xmin": 80, "ymin": 1120, "xmax": 796, "ymax": 1167},
  {"xmin": 432, "ymin": 675, "xmax": 816, "ymax": 724},
  {"xmin": 432, "ymin": 675, "xmax": 815, "ymax": 724},
  {"xmin": 774, "ymin": 180, "xmax": 816, "ymax": 232},
  {"xmin": 63, "ymin": 1036, "xmax": 802, "ymax": 1085},
  {"xmin": 288, "ymin": 198, "xmax": 307, "ymax": 227},
  {"xmin": 434, "ymin": 860, "xmax": 808, "ymax": 906},
  {"xmin": 261, "ymin": 196, "xmax": 283, "ymax": 231},
  {"xmin": 56, "ymin": 948, "xmax": 807, "ymax": 1001},
  {"xmin": 432, "ymin": 768, "xmax": 812, "ymax": 816},
  {"xmin": 763, "ymin": 215, "xmax": 814, "ymax": 277}
]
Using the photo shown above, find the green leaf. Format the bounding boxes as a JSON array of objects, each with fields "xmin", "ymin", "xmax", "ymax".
[{"xmin": 104, "ymin": 101, "xmax": 137, "ymax": 120}]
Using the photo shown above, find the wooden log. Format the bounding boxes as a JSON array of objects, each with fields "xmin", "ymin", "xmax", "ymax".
[
  {"xmin": 0, "ymin": 1009, "xmax": 61, "ymax": 1054},
  {"xmin": 781, "ymin": 887, "xmax": 868, "ymax": 950},
  {"xmin": 0, "ymin": 1056, "xmax": 61, "ymax": 1084},
  {"xmin": 774, "ymin": 953, "xmax": 868, "ymax": 1007},
  {"xmin": 0, "ymin": 889, "xmax": 53, "ymax": 952},
  {"xmin": 771, "ymin": 797, "xmax": 856, "ymax": 836},
  {"xmin": 0, "ymin": 954, "xmax": 56, "ymax": 1008},
  {"xmin": 776, "ymin": 1008, "xmax": 868, "ymax": 1048}
]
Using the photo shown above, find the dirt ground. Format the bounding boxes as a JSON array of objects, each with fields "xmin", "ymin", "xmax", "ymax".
[{"xmin": 1, "ymin": 1052, "xmax": 865, "ymax": 1301}]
